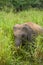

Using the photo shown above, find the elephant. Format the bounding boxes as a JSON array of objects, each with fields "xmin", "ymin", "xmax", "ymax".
[{"xmin": 13, "ymin": 22, "xmax": 43, "ymax": 47}]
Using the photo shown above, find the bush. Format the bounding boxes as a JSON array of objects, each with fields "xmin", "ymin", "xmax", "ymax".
[{"xmin": 0, "ymin": 0, "xmax": 43, "ymax": 12}]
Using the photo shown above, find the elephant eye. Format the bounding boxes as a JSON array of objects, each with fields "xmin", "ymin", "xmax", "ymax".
[
  {"xmin": 14, "ymin": 35, "xmax": 16, "ymax": 38},
  {"xmin": 22, "ymin": 34, "xmax": 25, "ymax": 38}
]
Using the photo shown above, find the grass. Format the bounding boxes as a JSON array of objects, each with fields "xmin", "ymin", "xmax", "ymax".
[{"xmin": 0, "ymin": 9, "xmax": 43, "ymax": 65}]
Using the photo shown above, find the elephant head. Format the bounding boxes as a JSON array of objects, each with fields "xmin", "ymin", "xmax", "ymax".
[{"xmin": 13, "ymin": 24, "xmax": 36, "ymax": 47}]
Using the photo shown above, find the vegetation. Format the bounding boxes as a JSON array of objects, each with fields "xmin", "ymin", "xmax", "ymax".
[
  {"xmin": 0, "ymin": 9, "xmax": 43, "ymax": 65},
  {"xmin": 0, "ymin": 0, "xmax": 43, "ymax": 11}
]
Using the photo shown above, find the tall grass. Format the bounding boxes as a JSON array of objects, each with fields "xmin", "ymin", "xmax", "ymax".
[{"xmin": 0, "ymin": 9, "xmax": 43, "ymax": 65}]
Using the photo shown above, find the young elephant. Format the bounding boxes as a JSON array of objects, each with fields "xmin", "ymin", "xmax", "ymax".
[{"xmin": 13, "ymin": 22, "xmax": 43, "ymax": 47}]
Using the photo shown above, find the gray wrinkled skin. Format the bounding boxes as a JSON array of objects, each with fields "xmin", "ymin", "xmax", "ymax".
[{"xmin": 13, "ymin": 24, "xmax": 37, "ymax": 47}]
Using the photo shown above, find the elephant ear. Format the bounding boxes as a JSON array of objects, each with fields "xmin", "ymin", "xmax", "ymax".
[
  {"xmin": 22, "ymin": 24, "xmax": 31, "ymax": 41},
  {"xmin": 22, "ymin": 24, "xmax": 36, "ymax": 42},
  {"xmin": 22, "ymin": 24, "xmax": 32, "ymax": 33}
]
